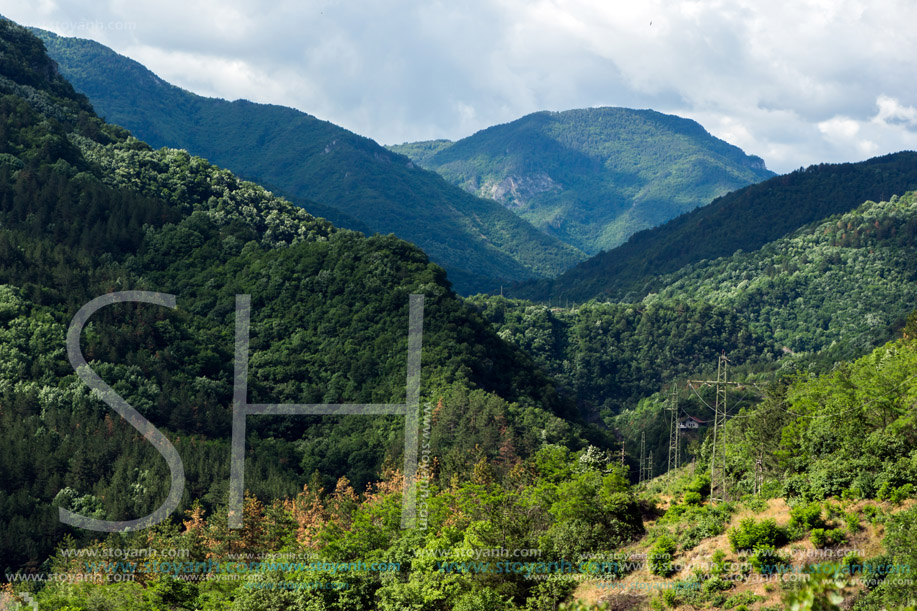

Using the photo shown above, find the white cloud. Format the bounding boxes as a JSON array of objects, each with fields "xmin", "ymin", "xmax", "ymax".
[
  {"xmin": 2, "ymin": 0, "xmax": 917, "ymax": 172},
  {"xmin": 818, "ymin": 117, "xmax": 861, "ymax": 140},
  {"xmin": 874, "ymin": 95, "xmax": 917, "ymax": 129}
]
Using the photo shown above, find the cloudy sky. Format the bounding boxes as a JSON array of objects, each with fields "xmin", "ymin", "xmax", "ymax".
[{"xmin": 3, "ymin": 0, "xmax": 917, "ymax": 173}]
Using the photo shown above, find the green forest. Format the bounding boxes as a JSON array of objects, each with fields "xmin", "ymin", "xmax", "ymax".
[
  {"xmin": 389, "ymin": 108, "xmax": 773, "ymax": 255},
  {"xmin": 32, "ymin": 28, "xmax": 585, "ymax": 296},
  {"xmin": 516, "ymin": 152, "xmax": 917, "ymax": 303},
  {"xmin": 1, "ymin": 17, "xmax": 916, "ymax": 611}
]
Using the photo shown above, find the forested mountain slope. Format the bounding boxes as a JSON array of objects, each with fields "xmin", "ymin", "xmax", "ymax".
[
  {"xmin": 0, "ymin": 19, "xmax": 587, "ymax": 573},
  {"xmin": 389, "ymin": 107, "xmax": 774, "ymax": 255},
  {"xmin": 33, "ymin": 28, "xmax": 585, "ymax": 295},
  {"xmin": 514, "ymin": 152, "xmax": 917, "ymax": 303}
]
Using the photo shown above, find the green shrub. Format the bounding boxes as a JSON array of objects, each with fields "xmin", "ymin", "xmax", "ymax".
[
  {"xmin": 789, "ymin": 502, "xmax": 826, "ymax": 531},
  {"xmin": 862, "ymin": 504, "xmax": 885, "ymax": 525},
  {"xmin": 786, "ymin": 522, "xmax": 808, "ymax": 542},
  {"xmin": 649, "ymin": 535, "xmax": 678, "ymax": 577},
  {"xmin": 842, "ymin": 552, "xmax": 861, "ymax": 574},
  {"xmin": 658, "ymin": 502, "xmax": 735, "ymax": 551},
  {"xmin": 728, "ymin": 518, "xmax": 787, "ymax": 552},
  {"xmin": 782, "ymin": 570, "xmax": 850, "ymax": 610},
  {"xmin": 809, "ymin": 528, "xmax": 829, "ymax": 548},
  {"xmin": 750, "ymin": 545, "xmax": 788, "ymax": 575},
  {"xmin": 711, "ymin": 549, "xmax": 728, "ymax": 576},
  {"xmin": 889, "ymin": 483, "xmax": 914, "ymax": 505},
  {"xmin": 703, "ymin": 576, "xmax": 734, "ymax": 593},
  {"xmin": 683, "ymin": 491, "xmax": 702, "ymax": 506},
  {"xmin": 661, "ymin": 588, "xmax": 679, "ymax": 608},
  {"xmin": 844, "ymin": 511, "xmax": 861, "ymax": 533},
  {"xmin": 686, "ymin": 473, "xmax": 711, "ymax": 499},
  {"xmin": 453, "ymin": 588, "xmax": 511, "ymax": 611},
  {"xmin": 743, "ymin": 496, "xmax": 769, "ymax": 513},
  {"xmin": 810, "ymin": 528, "xmax": 846, "ymax": 548},
  {"xmin": 723, "ymin": 591, "xmax": 763, "ymax": 609}
]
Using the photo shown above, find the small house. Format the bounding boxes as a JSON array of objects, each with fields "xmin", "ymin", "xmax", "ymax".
[{"xmin": 678, "ymin": 416, "xmax": 705, "ymax": 430}]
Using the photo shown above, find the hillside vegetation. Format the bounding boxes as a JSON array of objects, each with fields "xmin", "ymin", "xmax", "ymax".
[
  {"xmin": 1, "ymin": 18, "xmax": 916, "ymax": 611},
  {"xmin": 515, "ymin": 152, "xmax": 917, "ymax": 303},
  {"xmin": 33, "ymin": 28, "xmax": 585, "ymax": 294},
  {"xmin": 0, "ymin": 19, "xmax": 589, "ymax": 578},
  {"xmin": 389, "ymin": 108, "xmax": 773, "ymax": 255}
]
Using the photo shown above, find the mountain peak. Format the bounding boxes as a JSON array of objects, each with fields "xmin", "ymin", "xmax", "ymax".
[{"xmin": 390, "ymin": 105, "xmax": 774, "ymax": 255}]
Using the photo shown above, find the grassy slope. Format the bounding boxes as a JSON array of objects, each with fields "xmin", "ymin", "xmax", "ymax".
[{"xmin": 573, "ymin": 492, "xmax": 899, "ymax": 610}]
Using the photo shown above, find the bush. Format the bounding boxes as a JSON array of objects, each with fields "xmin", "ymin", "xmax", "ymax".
[
  {"xmin": 889, "ymin": 483, "xmax": 914, "ymax": 505},
  {"xmin": 877, "ymin": 482, "xmax": 891, "ymax": 501},
  {"xmin": 710, "ymin": 549, "xmax": 728, "ymax": 576},
  {"xmin": 823, "ymin": 501, "xmax": 842, "ymax": 521},
  {"xmin": 686, "ymin": 474, "xmax": 711, "ymax": 499},
  {"xmin": 786, "ymin": 522, "xmax": 808, "ymax": 542},
  {"xmin": 661, "ymin": 588, "xmax": 679, "ymax": 608},
  {"xmin": 743, "ymin": 496, "xmax": 769, "ymax": 513},
  {"xmin": 728, "ymin": 518, "xmax": 787, "ymax": 552},
  {"xmin": 789, "ymin": 502, "xmax": 826, "ymax": 531},
  {"xmin": 683, "ymin": 491, "xmax": 702, "ymax": 506},
  {"xmin": 649, "ymin": 535, "xmax": 678, "ymax": 577},
  {"xmin": 842, "ymin": 552, "xmax": 862, "ymax": 574},
  {"xmin": 782, "ymin": 570, "xmax": 850, "ymax": 610},
  {"xmin": 723, "ymin": 592, "xmax": 763, "ymax": 609},
  {"xmin": 453, "ymin": 588, "xmax": 511, "ymax": 611},
  {"xmin": 658, "ymin": 502, "xmax": 735, "ymax": 551},
  {"xmin": 810, "ymin": 528, "xmax": 846, "ymax": 548},
  {"xmin": 862, "ymin": 504, "xmax": 884, "ymax": 525},
  {"xmin": 750, "ymin": 545, "xmax": 788, "ymax": 575},
  {"xmin": 845, "ymin": 511, "xmax": 861, "ymax": 533}
]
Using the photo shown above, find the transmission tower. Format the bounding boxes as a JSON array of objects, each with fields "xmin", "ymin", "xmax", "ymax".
[
  {"xmin": 638, "ymin": 431, "xmax": 647, "ymax": 484},
  {"xmin": 688, "ymin": 353, "xmax": 739, "ymax": 504},
  {"xmin": 667, "ymin": 383, "xmax": 680, "ymax": 474},
  {"xmin": 711, "ymin": 354, "xmax": 729, "ymax": 502}
]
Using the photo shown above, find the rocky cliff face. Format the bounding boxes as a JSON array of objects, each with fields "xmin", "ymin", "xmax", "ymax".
[{"xmin": 479, "ymin": 173, "xmax": 562, "ymax": 210}]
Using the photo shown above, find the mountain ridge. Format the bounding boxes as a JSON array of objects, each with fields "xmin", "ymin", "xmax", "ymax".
[
  {"xmin": 0, "ymin": 18, "xmax": 591, "ymax": 572},
  {"xmin": 389, "ymin": 106, "xmax": 775, "ymax": 254},
  {"xmin": 32, "ymin": 27, "xmax": 585, "ymax": 294},
  {"xmin": 512, "ymin": 151, "xmax": 917, "ymax": 303}
]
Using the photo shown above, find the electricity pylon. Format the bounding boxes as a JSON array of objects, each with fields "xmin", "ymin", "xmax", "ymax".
[{"xmin": 667, "ymin": 383, "xmax": 680, "ymax": 474}]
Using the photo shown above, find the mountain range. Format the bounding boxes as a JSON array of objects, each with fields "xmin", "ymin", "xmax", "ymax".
[
  {"xmin": 32, "ymin": 28, "xmax": 584, "ymax": 294},
  {"xmin": 34, "ymin": 28, "xmax": 779, "ymax": 292},
  {"xmin": 5, "ymin": 18, "xmax": 917, "ymax": 611},
  {"xmin": 389, "ymin": 107, "xmax": 774, "ymax": 254},
  {"xmin": 0, "ymin": 18, "xmax": 589, "ymax": 571}
]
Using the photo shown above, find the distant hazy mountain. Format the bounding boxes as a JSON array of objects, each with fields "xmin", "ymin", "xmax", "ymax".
[
  {"xmin": 34, "ymin": 29, "xmax": 585, "ymax": 294},
  {"xmin": 388, "ymin": 108, "xmax": 774, "ymax": 254},
  {"xmin": 512, "ymin": 151, "xmax": 917, "ymax": 303}
]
